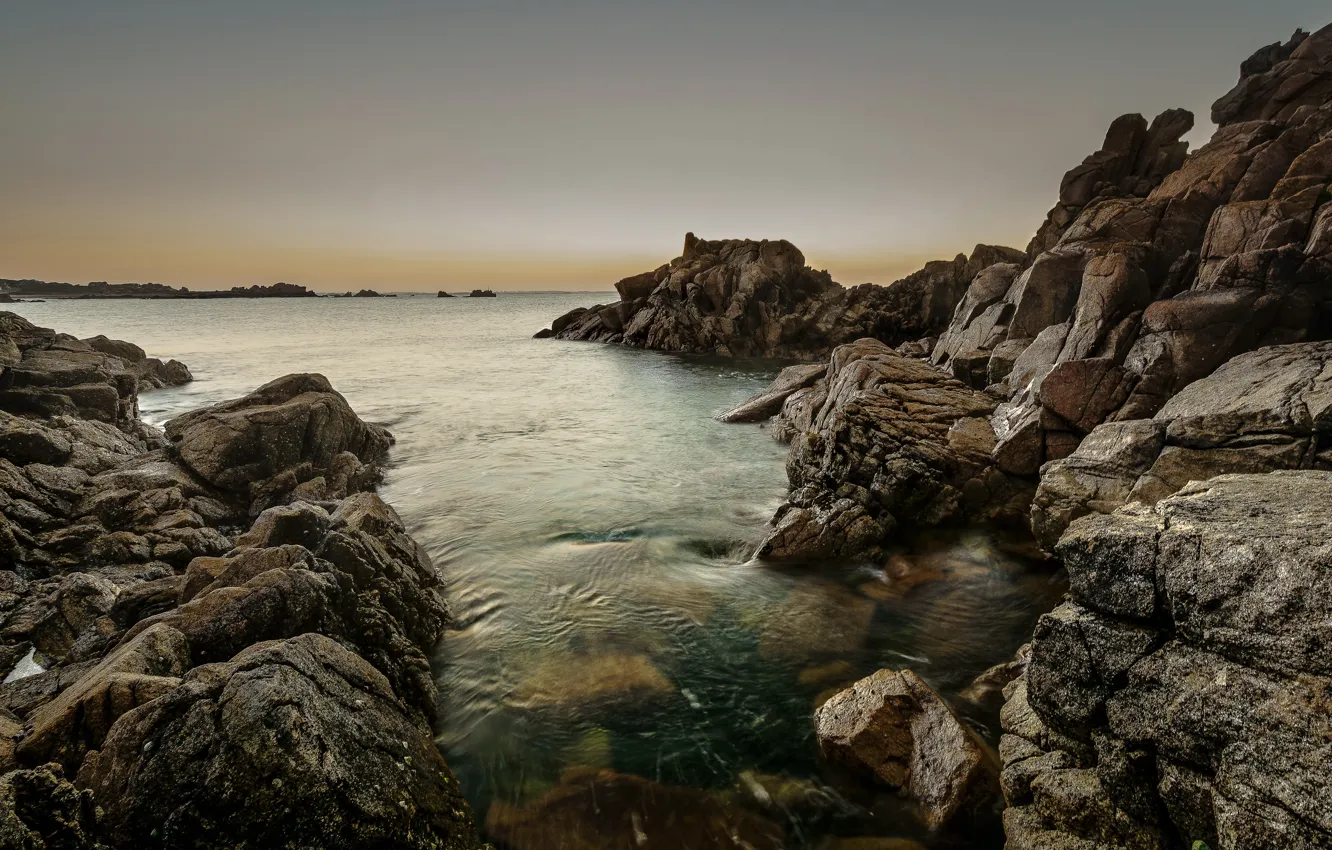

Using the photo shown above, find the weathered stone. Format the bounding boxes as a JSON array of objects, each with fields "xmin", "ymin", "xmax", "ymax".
[
  {"xmin": 814, "ymin": 669, "xmax": 1000, "ymax": 828},
  {"xmin": 164, "ymin": 373, "xmax": 392, "ymax": 513},
  {"xmin": 88, "ymin": 634, "xmax": 482, "ymax": 850},
  {"xmin": 718, "ymin": 364, "xmax": 826, "ymax": 423},
  {"xmin": 544, "ymin": 235, "xmax": 1023, "ymax": 359}
]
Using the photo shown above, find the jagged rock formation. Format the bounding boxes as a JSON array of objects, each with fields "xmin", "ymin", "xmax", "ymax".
[
  {"xmin": 538, "ymin": 234, "xmax": 1023, "ymax": 359},
  {"xmin": 468, "ymin": 289, "xmax": 496, "ymax": 298},
  {"xmin": 746, "ymin": 23, "xmax": 1332, "ymax": 560},
  {"xmin": 0, "ymin": 315, "xmax": 481, "ymax": 849},
  {"xmin": 1031, "ymin": 340, "xmax": 1332, "ymax": 548},
  {"xmin": 1000, "ymin": 473, "xmax": 1332, "ymax": 849},
  {"xmin": 757, "ymin": 339, "xmax": 1030, "ymax": 561}
]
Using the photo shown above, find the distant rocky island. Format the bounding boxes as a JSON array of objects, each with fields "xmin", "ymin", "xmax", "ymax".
[
  {"xmin": 0, "ymin": 279, "xmax": 318, "ymax": 300},
  {"xmin": 467, "ymin": 289, "xmax": 496, "ymax": 298},
  {"xmin": 539, "ymin": 23, "xmax": 1332, "ymax": 850}
]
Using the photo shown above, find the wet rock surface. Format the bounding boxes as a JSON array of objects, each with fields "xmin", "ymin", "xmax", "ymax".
[
  {"xmin": 1000, "ymin": 472, "xmax": 1332, "ymax": 849},
  {"xmin": 0, "ymin": 314, "xmax": 481, "ymax": 849},
  {"xmin": 540, "ymin": 233, "xmax": 1023, "ymax": 359}
]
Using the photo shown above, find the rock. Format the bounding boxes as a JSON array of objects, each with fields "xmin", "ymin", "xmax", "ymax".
[
  {"xmin": 16, "ymin": 623, "xmax": 189, "ymax": 772},
  {"xmin": 87, "ymin": 633, "xmax": 482, "ymax": 849},
  {"xmin": 0, "ymin": 411, "xmax": 73, "ymax": 466},
  {"xmin": 0, "ymin": 764, "xmax": 106, "ymax": 849},
  {"xmin": 1032, "ymin": 340, "xmax": 1332, "ymax": 549},
  {"xmin": 437, "ymin": 290, "xmax": 454, "ymax": 297},
  {"xmin": 814, "ymin": 668, "xmax": 1000, "ymax": 828},
  {"xmin": 958, "ymin": 643, "xmax": 1030, "ymax": 714},
  {"xmin": 1001, "ymin": 471, "xmax": 1332, "ymax": 849},
  {"xmin": 718, "ymin": 364, "xmax": 826, "ymax": 423},
  {"xmin": 1212, "ymin": 25, "xmax": 1332, "ymax": 126},
  {"xmin": 164, "ymin": 373, "xmax": 392, "ymax": 514},
  {"xmin": 758, "ymin": 339, "xmax": 1030, "ymax": 561},
  {"xmin": 545, "ymin": 235, "xmax": 1023, "ymax": 359},
  {"xmin": 484, "ymin": 766, "xmax": 783, "ymax": 850},
  {"xmin": 511, "ymin": 652, "xmax": 673, "ymax": 712},
  {"xmin": 232, "ymin": 500, "xmax": 331, "ymax": 550},
  {"xmin": 467, "ymin": 289, "xmax": 496, "ymax": 297}
]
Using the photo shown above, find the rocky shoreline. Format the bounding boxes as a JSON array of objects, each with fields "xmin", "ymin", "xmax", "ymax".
[
  {"xmin": 540, "ymin": 21, "xmax": 1332, "ymax": 850},
  {"xmin": 0, "ymin": 312, "xmax": 482, "ymax": 848}
]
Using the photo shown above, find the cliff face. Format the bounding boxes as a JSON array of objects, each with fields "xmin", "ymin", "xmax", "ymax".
[
  {"xmin": 1001, "ymin": 473, "xmax": 1332, "ymax": 849},
  {"xmin": 540, "ymin": 234, "xmax": 1024, "ymax": 359}
]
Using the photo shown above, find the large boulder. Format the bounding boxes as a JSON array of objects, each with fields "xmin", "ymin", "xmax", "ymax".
[
  {"xmin": 757, "ymin": 339, "xmax": 1029, "ymax": 561},
  {"xmin": 814, "ymin": 668, "xmax": 1000, "ymax": 829},
  {"xmin": 164, "ymin": 373, "xmax": 392, "ymax": 514},
  {"xmin": 540, "ymin": 234, "xmax": 1023, "ymax": 359},
  {"xmin": 1001, "ymin": 472, "xmax": 1332, "ymax": 849},
  {"xmin": 86, "ymin": 634, "xmax": 482, "ymax": 850}
]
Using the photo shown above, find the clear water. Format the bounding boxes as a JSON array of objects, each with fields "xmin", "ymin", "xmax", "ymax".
[{"xmin": 7, "ymin": 295, "xmax": 1064, "ymax": 848}]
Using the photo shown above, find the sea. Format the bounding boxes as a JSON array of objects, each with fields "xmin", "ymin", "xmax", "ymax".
[{"xmin": 8, "ymin": 293, "xmax": 1065, "ymax": 848}]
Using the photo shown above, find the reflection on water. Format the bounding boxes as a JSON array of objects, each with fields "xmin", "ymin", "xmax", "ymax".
[{"xmin": 8, "ymin": 295, "xmax": 1065, "ymax": 848}]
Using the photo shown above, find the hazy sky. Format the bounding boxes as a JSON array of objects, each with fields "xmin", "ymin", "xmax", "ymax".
[{"xmin": 2, "ymin": 1, "xmax": 1327, "ymax": 291}]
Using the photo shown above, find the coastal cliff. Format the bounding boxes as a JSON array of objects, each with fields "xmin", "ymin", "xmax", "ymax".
[
  {"xmin": 0, "ymin": 312, "xmax": 481, "ymax": 849},
  {"xmin": 716, "ymin": 22, "xmax": 1332, "ymax": 850}
]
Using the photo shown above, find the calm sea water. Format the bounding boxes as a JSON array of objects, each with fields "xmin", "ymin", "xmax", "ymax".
[{"xmin": 8, "ymin": 295, "xmax": 1063, "ymax": 848}]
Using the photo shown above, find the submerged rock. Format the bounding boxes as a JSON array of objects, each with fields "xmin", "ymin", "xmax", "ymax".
[
  {"xmin": 815, "ymin": 669, "xmax": 1000, "ymax": 829},
  {"xmin": 511, "ymin": 651, "xmax": 674, "ymax": 712},
  {"xmin": 485, "ymin": 766, "xmax": 784, "ymax": 850}
]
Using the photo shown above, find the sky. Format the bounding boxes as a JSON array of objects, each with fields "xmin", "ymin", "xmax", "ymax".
[{"xmin": 2, "ymin": 1, "xmax": 1328, "ymax": 292}]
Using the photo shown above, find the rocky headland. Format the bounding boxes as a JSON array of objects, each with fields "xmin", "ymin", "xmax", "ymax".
[
  {"xmin": 0, "ymin": 311, "xmax": 481, "ymax": 848},
  {"xmin": 540, "ymin": 22, "xmax": 1332, "ymax": 850},
  {"xmin": 537, "ymin": 234, "xmax": 1023, "ymax": 358}
]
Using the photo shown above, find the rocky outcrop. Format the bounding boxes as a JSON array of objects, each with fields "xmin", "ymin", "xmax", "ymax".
[
  {"xmin": 467, "ymin": 289, "xmax": 496, "ymax": 298},
  {"xmin": 1032, "ymin": 340, "xmax": 1332, "ymax": 548},
  {"xmin": 87, "ymin": 634, "xmax": 477, "ymax": 850},
  {"xmin": 815, "ymin": 669, "xmax": 1000, "ymax": 829},
  {"xmin": 742, "ymin": 25, "xmax": 1332, "ymax": 562},
  {"xmin": 0, "ymin": 315, "xmax": 481, "ymax": 848},
  {"xmin": 0, "ymin": 763, "xmax": 105, "ymax": 849},
  {"xmin": 164, "ymin": 373, "xmax": 392, "ymax": 515},
  {"xmin": 1212, "ymin": 27, "xmax": 1332, "ymax": 126},
  {"xmin": 757, "ymin": 339, "xmax": 1030, "ymax": 561},
  {"xmin": 1000, "ymin": 472, "xmax": 1332, "ymax": 849},
  {"xmin": 539, "ymin": 234, "xmax": 1023, "ymax": 359}
]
